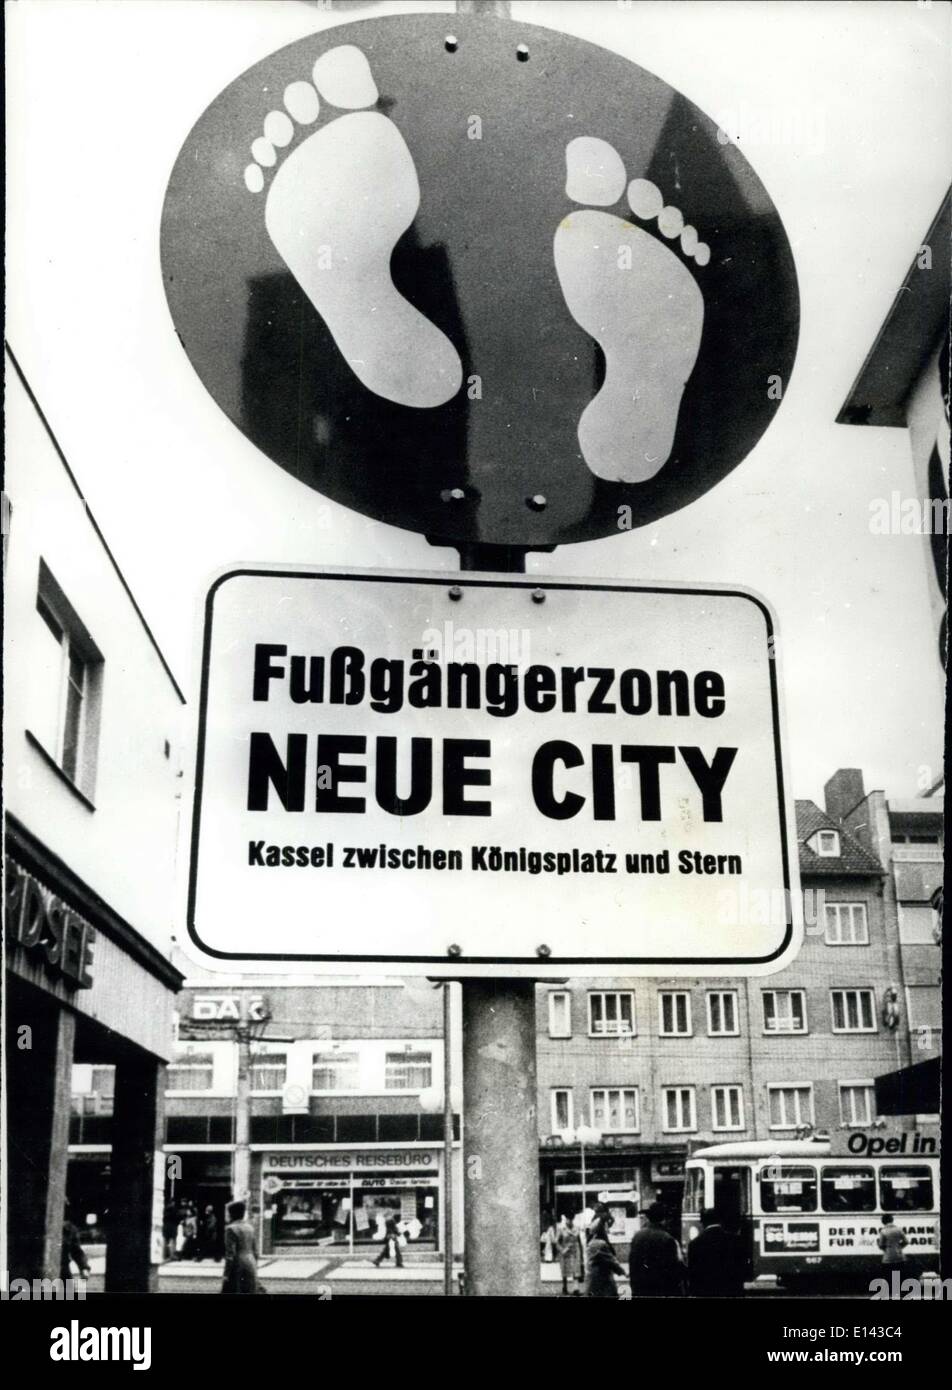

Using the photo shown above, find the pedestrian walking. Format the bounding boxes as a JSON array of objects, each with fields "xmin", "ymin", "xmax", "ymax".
[
  {"xmin": 373, "ymin": 1212, "xmax": 404, "ymax": 1269},
  {"xmin": 584, "ymin": 1233, "xmax": 627, "ymax": 1298},
  {"xmin": 541, "ymin": 1211, "xmax": 557, "ymax": 1264},
  {"xmin": 180, "ymin": 1202, "xmax": 199, "ymax": 1260},
  {"xmin": 555, "ymin": 1213, "xmax": 579, "ymax": 1295},
  {"xmin": 627, "ymin": 1202, "xmax": 684, "ymax": 1297},
  {"xmin": 162, "ymin": 1200, "xmax": 178, "ymax": 1262},
  {"xmin": 686, "ymin": 1207, "xmax": 747, "ymax": 1297},
  {"xmin": 221, "ymin": 1200, "xmax": 260, "ymax": 1294},
  {"xmin": 877, "ymin": 1214, "xmax": 908, "ymax": 1270},
  {"xmin": 61, "ymin": 1207, "xmax": 91, "ymax": 1284},
  {"xmin": 587, "ymin": 1200, "xmax": 614, "ymax": 1245}
]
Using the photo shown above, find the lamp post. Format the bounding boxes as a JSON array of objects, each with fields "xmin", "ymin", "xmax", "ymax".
[{"xmin": 559, "ymin": 1123, "xmax": 603, "ymax": 1214}]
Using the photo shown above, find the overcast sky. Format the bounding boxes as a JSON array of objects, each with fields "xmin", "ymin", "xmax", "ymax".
[{"xmin": 6, "ymin": 0, "xmax": 949, "ymax": 806}]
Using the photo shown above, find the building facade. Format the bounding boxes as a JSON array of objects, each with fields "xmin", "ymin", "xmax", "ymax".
[
  {"xmin": 68, "ymin": 976, "xmax": 464, "ymax": 1259},
  {"xmin": 4, "ymin": 351, "xmax": 186, "ymax": 1289},
  {"xmin": 535, "ymin": 769, "xmax": 941, "ymax": 1250}
]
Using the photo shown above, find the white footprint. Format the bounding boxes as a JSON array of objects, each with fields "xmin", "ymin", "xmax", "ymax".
[
  {"xmin": 244, "ymin": 46, "xmax": 462, "ymax": 410},
  {"xmin": 555, "ymin": 138, "xmax": 707, "ymax": 483}
]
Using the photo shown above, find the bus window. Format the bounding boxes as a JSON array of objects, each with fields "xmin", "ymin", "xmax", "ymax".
[
  {"xmin": 879, "ymin": 1166, "xmax": 934, "ymax": 1213},
  {"xmin": 684, "ymin": 1167, "xmax": 705, "ymax": 1215},
  {"xmin": 759, "ymin": 1165, "xmax": 817, "ymax": 1213},
  {"xmin": 820, "ymin": 1166, "xmax": 876, "ymax": 1213}
]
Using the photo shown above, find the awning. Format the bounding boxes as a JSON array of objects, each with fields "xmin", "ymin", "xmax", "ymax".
[{"xmin": 874, "ymin": 1057, "xmax": 941, "ymax": 1115}]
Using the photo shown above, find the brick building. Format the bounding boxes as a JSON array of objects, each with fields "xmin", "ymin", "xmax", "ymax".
[{"xmin": 535, "ymin": 768, "xmax": 941, "ymax": 1247}]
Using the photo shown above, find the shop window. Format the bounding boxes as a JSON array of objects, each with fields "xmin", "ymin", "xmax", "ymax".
[
  {"xmin": 311, "ymin": 1050, "xmax": 360, "ymax": 1092},
  {"xmin": 767, "ymin": 1084, "xmax": 814, "ymax": 1129},
  {"xmin": 32, "ymin": 563, "xmax": 104, "ymax": 800},
  {"xmin": 762, "ymin": 990, "xmax": 807, "ymax": 1034},
  {"xmin": 590, "ymin": 1087, "xmax": 639, "ymax": 1132},
  {"xmin": 711, "ymin": 1085, "xmax": 744, "ymax": 1131},
  {"xmin": 662, "ymin": 1086, "xmax": 696, "ymax": 1132},
  {"xmin": 706, "ymin": 990, "xmax": 739, "ymax": 1036},
  {"xmin": 831, "ymin": 988, "xmax": 876, "ymax": 1033},
  {"xmin": 821, "ymin": 1166, "xmax": 876, "ymax": 1213},
  {"xmin": 658, "ymin": 991, "xmax": 692, "ymax": 1036},
  {"xmin": 839, "ymin": 1082, "xmax": 875, "ymax": 1127},
  {"xmin": 824, "ymin": 902, "xmax": 869, "ymax": 945},
  {"xmin": 588, "ymin": 991, "xmax": 635, "ymax": 1037},
  {"xmin": 250, "ymin": 1048, "xmax": 287, "ymax": 1093},
  {"xmin": 547, "ymin": 991, "xmax": 572, "ymax": 1038},
  {"xmin": 879, "ymin": 1166, "xmax": 934, "ymax": 1213},
  {"xmin": 759, "ymin": 1165, "xmax": 817, "ymax": 1213},
  {"xmin": 167, "ymin": 1048, "xmax": 215, "ymax": 1093},
  {"xmin": 384, "ymin": 1050, "xmax": 433, "ymax": 1091}
]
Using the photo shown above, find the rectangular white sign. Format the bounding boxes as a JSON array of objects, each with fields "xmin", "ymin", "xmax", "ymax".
[{"xmin": 187, "ymin": 567, "xmax": 801, "ymax": 976}]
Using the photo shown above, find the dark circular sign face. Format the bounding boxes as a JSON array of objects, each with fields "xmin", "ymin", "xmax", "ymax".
[{"xmin": 161, "ymin": 14, "xmax": 799, "ymax": 548}]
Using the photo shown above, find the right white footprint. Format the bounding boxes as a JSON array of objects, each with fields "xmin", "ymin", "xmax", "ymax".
[
  {"xmin": 243, "ymin": 45, "xmax": 462, "ymax": 410},
  {"xmin": 554, "ymin": 136, "xmax": 707, "ymax": 483}
]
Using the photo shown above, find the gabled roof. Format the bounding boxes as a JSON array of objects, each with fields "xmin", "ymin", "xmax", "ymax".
[{"xmin": 795, "ymin": 799, "xmax": 883, "ymax": 876}]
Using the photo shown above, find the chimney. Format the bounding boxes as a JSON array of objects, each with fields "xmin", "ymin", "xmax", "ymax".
[{"xmin": 824, "ymin": 768, "xmax": 866, "ymax": 822}]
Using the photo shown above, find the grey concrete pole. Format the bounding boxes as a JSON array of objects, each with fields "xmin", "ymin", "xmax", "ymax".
[
  {"xmin": 462, "ymin": 980, "xmax": 539, "ymax": 1296},
  {"xmin": 233, "ymin": 1026, "xmax": 251, "ymax": 1201}
]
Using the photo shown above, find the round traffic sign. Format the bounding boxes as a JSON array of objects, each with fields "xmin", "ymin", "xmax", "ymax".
[{"xmin": 161, "ymin": 14, "xmax": 799, "ymax": 547}]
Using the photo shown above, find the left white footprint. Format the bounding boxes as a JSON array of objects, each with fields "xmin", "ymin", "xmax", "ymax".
[{"xmin": 245, "ymin": 46, "xmax": 462, "ymax": 410}]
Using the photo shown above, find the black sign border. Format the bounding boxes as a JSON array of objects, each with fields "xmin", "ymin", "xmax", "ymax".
[{"xmin": 187, "ymin": 568, "xmax": 794, "ymax": 967}]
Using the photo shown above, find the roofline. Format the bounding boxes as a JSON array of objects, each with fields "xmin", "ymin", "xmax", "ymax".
[
  {"xmin": 5, "ymin": 342, "xmax": 187, "ymax": 705},
  {"xmin": 836, "ymin": 188, "xmax": 951, "ymax": 426}
]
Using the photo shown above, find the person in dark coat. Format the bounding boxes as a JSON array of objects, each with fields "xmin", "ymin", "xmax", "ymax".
[
  {"xmin": 199, "ymin": 1204, "xmax": 219, "ymax": 1261},
  {"xmin": 687, "ymin": 1207, "xmax": 747, "ymax": 1297},
  {"xmin": 61, "ymin": 1209, "xmax": 91, "ymax": 1283},
  {"xmin": 584, "ymin": 1235, "xmax": 627, "ymax": 1298},
  {"xmin": 221, "ymin": 1200, "xmax": 259, "ymax": 1294},
  {"xmin": 627, "ymin": 1202, "xmax": 684, "ymax": 1297},
  {"xmin": 373, "ymin": 1212, "xmax": 404, "ymax": 1269}
]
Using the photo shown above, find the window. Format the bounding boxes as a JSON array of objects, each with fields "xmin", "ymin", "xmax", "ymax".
[
  {"xmin": 821, "ymin": 1166, "xmax": 876, "ymax": 1213},
  {"xmin": 905, "ymin": 985, "xmax": 942, "ymax": 1032},
  {"xmin": 551, "ymin": 1088, "xmax": 573, "ymax": 1134},
  {"xmin": 707, "ymin": 991, "xmax": 739, "ymax": 1036},
  {"xmin": 767, "ymin": 1084, "xmax": 814, "ymax": 1129},
  {"xmin": 898, "ymin": 905, "xmax": 939, "ymax": 945},
  {"xmin": 759, "ymin": 1165, "xmax": 817, "ymax": 1213},
  {"xmin": 662, "ymin": 1086, "xmax": 696, "ymax": 1132},
  {"xmin": 824, "ymin": 902, "xmax": 869, "ymax": 945},
  {"xmin": 385, "ymin": 1050, "xmax": 433, "ymax": 1091},
  {"xmin": 311, "ymin": 1050, "xmax": 360, "ymax": 1091},
  {"xmin": 831, "ymin": 989, "xmax": 876, "ymax": 1033},
  {"xmin": 548, "ymin": 991, "xmax": 571, "ymax": 1038},
  {"xmin": 839, "ymin": 1082, "xmax": 874, "ymax": 1127},
  {"xmin": 250, "ymin": 1049, "xmax": 287, "ymax": 1093},
  {"xmin": 659, "ymin": 991, "xmax": 692, "ymax": 1036},
  {"xmin": 879, "ymin": 1166, "xmax": 934, "ymax": 1213},
  {"xmin": 167, "ymin": 1048, "xmax": 215, "ymax": 1093},
  {"xmin": 32, "ymin": 565, "xmax": 103, "ymax": 797},
  {"xmin": 762, "ymin": 990, "xmax": 807, "ymax": 1033},
  {"xmin": 812, "ymin": 829, "xmax": 840, "ymax": 857},
  {"xmin": 711, "ymin": 1085, "xmax": 745, "ymax": 1131},
  {"xmin": 588, "ymin": 992, "xmax": 635, "ymax": 1037},
  {"xmin": 590, "ymin": 1087, "xmax": 640, "ymax": 1132}
]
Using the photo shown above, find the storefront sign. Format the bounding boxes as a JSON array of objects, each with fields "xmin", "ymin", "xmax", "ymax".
[
  {"xmin": 263, "ymin": 1150, "xmax": 437, "ymax": 1171},
  {"xmin": 161, "ymin": 12, "xmax": 798, "ymax": 550},
  {"xmin": 189, "ymin": 994, "xmax": 268, "ymax": 1022},
  {"xmin": 189, "ymin": 569, "xmax": 800, "ymax": 975},
  {"xmin": 4, "ymin": 857, "xmax": 95, "ymax": 988}
]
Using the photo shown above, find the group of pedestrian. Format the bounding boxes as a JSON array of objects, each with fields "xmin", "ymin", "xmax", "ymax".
[
  {"xmin": 543, "ymin": 1201, "xmax": 748, "ymax": 1298},
  {"xmin": 163, "ymin": 1199, "xmax": 220, "ymax": 1262}
]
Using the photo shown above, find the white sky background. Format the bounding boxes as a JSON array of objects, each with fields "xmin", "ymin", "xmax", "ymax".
[{"xmin": 5, "ymin": 0, "xmax": 950, "ymax": 806}]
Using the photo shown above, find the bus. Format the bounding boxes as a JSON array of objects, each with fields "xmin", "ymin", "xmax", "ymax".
[{"xmin": 682, "ymin": 1137, "xmax": 940, "ymax": 1290}]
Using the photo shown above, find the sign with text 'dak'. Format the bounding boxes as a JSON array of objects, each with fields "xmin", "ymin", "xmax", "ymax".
[{"xmin": 187, "ymin": 568, "xmax": 801, "ymax": 976}]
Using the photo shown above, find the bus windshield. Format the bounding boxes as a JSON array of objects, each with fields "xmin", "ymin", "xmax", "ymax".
[{"xmin": 759, "ymin": 1165, "xmax": 817, "ymax": 1213}]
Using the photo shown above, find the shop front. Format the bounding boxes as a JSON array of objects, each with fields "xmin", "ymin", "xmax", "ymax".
[
  {"xmin": 259, "ymin": 1148, "xmax": 444, "ymax": 1254},
  {"xmin": 540, "ymin": 1145, "xmax": 687, "ymax": 1252}
]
